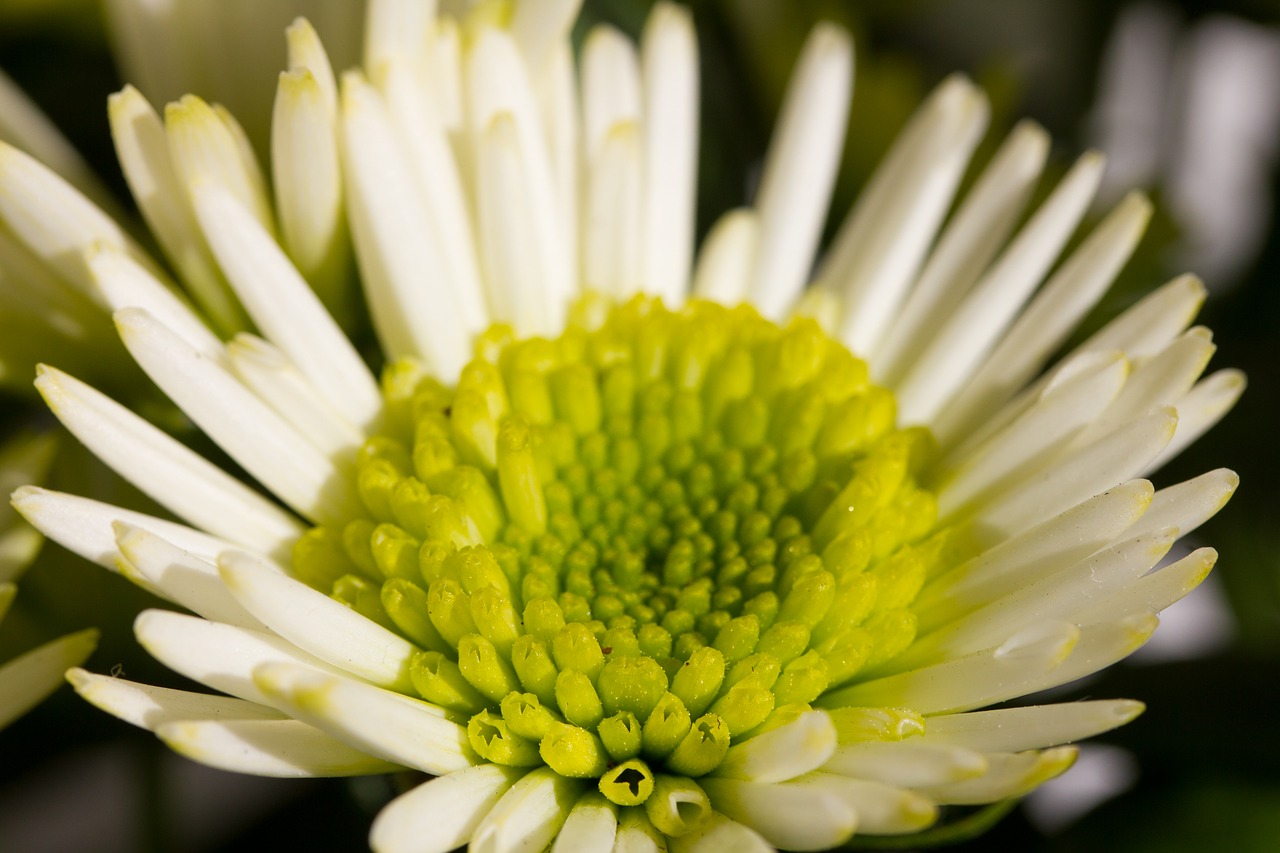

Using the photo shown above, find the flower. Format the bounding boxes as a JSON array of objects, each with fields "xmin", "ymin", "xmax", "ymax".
[
  {"xmin": 0, "ymin": 430, "xmax": 97, "ymax": 729},
  {"xmin": 6, "ymin": 0, "xmax": 1243, "ymax": 850}
]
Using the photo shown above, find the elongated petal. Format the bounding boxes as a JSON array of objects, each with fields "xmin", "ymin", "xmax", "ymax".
[
  {"xmin": 12, "ymin": 486, "xmax": 235, "ymax": 569},
  {"xmin": 790, "ymin": 773, "xmax": 938, "ymax": 835},
  {"xmin": 67, "ymin": 667, "xmax": 284, "ymax": 730},
  {"xmin": 823, "ymin": 741, "xmax": 987, "ymax": 787},
  {"xmin": 914, "ymin": 747, "xmax": 1077, "ymax": 805},
  {"xmin": 640, "ymin": 2, "xmax": 699, "ymax": 305},
  {"xmin": 371, "ymin": 765, "xmax": 527, "ymax": 853},
  {"xmin": 192, "ymin": 183, "xmax": 380, "ymax": 428},
  {"xmin": 36, "ymin": 365, "xmax": 303, "ymax": 560},
  {"xmin": 253, "ymin": 662, "xmax": 475, "ymax": 775},
  {"xmin": 699, "ymin": 776, "xmax": 857, "ymax": 851},
  {"xmin": 0, "ymin": 628, "xmax": 97, "ymax": 729},
  {"xmin": 115, "ymin": 523, "xmax": 267, "ymax": 630},
  {"xmin": 552, "ymin": 792, "xmax": 618, "ymax": 853},
  {"xmin": 749, "ymin": 23, "xmax": 852, "ymax": 319},
  {"xmin": 920, "ymin": 700, "xmax": 1145, "ymax": 753},
  {"xmin": 713, "ymin": 710, "xmax": 836, "ymax": 783},
  {"xmin": 157, "ymin": 717, "xmax": 401, "ymax": 777},
  {"xmin": 219, "ymin": 549, "xmax": 416, "ymax": 692},
  {"xmin": 115, "ymin": 307, "xmax": 360, "ymax": 524},
  {"xmin": 470, "ymin": 766, "xmax": 583, "ymax": 853}
]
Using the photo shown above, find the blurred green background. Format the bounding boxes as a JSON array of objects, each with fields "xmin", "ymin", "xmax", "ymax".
[{"xmin": 0, "ymin": 0, "xmax": 1277, "ymax": 850}]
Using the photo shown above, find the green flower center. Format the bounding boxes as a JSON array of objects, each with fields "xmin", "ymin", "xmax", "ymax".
[{"xmin": 293, "ymin": 297, "xmax": 949, "ymax": 805}]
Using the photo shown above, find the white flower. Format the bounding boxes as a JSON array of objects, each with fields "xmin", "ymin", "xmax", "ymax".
[{"xmin": 3, "ymin": 0, "xmax": 1242, "ymax": 850}]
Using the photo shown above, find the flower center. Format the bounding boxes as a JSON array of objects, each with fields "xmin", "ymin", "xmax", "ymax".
[{"xmin": 292, "ymin": 297, "xmax": 948, "ymax": 803}]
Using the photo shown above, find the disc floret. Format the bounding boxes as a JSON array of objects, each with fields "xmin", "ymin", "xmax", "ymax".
[{"xmin": 293, "ymin": 297, "xmax": 946, "ymax": 827}]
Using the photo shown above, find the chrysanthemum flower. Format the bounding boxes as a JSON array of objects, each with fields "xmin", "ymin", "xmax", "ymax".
[
  {"xmin": 6, "ymin": 1, "xmax": 1242, "ymax": 850},
  {"xmin": 0, "ymin": 431, "xmax": 97, "ymax": 729}
]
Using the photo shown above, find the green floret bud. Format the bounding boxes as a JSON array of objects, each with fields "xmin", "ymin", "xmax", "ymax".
[
  {"xmin": 500, "ymin": 691, "xmax": 560, "ymax": 741},
  {"xmin": 641, "ymin": 692, "xmax": 692, "ymax": 759},
  {"xmin": 468, "ymin": 709, "xmax": 542, "ymax": 766},
  {"xmin": 410, "ymin": 650, "xmax": 486, "ymax": 714},
  {"xmin": 598, "ymin": 711, "xmax": 643, "ymax": 761},
  {"xmin": 597, "ymin": 656, "xmax": 668, "ymax": 719},
  {"xmin": 457, "ymin": 634, "xmax": 520, "ymax": 702},
  {"xmin": 556, "ymin": 669, "xmax": 605, "ymax": 729},
  {"xmin": 670, "ymin": 646, "xmax": 725, "ymax": 718},
  {"xmin": 510, "ymin": 635, "xmax": 559, "ymax": 707},
  {"xmin": 599, "ymin": 759, "xmax": 656, "ymax": 806},
  {"xmin": 551, "ymin": 622, "xmax": 606, "ymax": 678},
  {"xmin": 540, "ymin": 722, "xmax": 610, "ymax": 778},
  {"xmin": 666, "ymin": 714, "xmax": 730, "ymax": 777}
]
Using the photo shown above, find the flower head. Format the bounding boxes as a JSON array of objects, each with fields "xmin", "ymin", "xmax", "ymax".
[{"xmin": 5, "ymin": 1, "xmax": 1243, "ymax": 850}]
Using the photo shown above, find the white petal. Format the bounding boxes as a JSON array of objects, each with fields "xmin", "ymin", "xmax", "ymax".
[
  {"xmin": 827, "ymin": 76, "xmax": 989, "ymax": 355},
  {"xmin": 285, "ymin": 17, "xmax": 339, "ymax": 117},
  {"xmin": 551, "ymin": 792, "xmax": 617, "ymax": 853},
  {"xmin": 699, "ymin": 776, "xmax": 857, "ymax": 851},
  {"xmin": 11, "ymin": 486, "xmax": 236, "ymax": 569},
  {"xmin": 914, "ymin": 747, "xmax": 1077, "ymax": 805},
  {"xmin": 67, "ymin": 666, "xmax": 283, "ymax": 730},
  {"xmin": 639, "ymin": 2, "xmax": 699, "ymax": 306},
  {"xmin": 476, "ymin": 113, "xmax": 563, "ymax": 335},
  {"xmin": 115, "ymin": 307, "xmax": 360, "ymax": 524},
  {"xmin": 1126, "ymin": 468, "xmax": 1238, "ymax": 539},
  {"xmin": 823, "ymin": 741, "xmax": 987, "ymax": 787},
  {"xmin": 902, "ymin": 530, "xmax": 1175, "ymax": 666},
  {"xmin": 915, "ymin": 479, "xmax": 1154, "ymax": 630},
  {"xmin": 669, "ymin": 811, "xmax": 771, "ymax": 853},
  {"xmin": 340, "ymin": 71, "xmax": 473, "ymax": 376},
  {"xmin": 271, "ymin": 66, "xmax": 350, "ymax": 302},
  {"xmin": 134, "ymin": 609, "xmax": 344, "ymax": 709},
  {"xmin": 157, "ymin": 717, "xmax": 400, "ymax": 778},
  {"xmin": 713, "ymin": 710, "xmax": 837, "ymax": 784},
  {"xmin": 581, "ymin": 121, "xmax": 642, "ymax": 297},
  {"xmin": 1077, "ymin": 547, "xmax": 1217, "ymax": 626},
  {"xmin": 219, "ymin": 549, "xmax": 416, "ymax": 692},
  {"xmin": 580, "ymin": 26, "xmax": 642, "ymax": 161},
  {"xmin": 253, "ymin": 662, "xmax": 474, "ymax": 775},
  {"xmin": 0, "ymin": 628, "xmax": 97, "ymax": 729},
  {"xmin": 1075, "ymin": 327, "xmax": 1214, "ymax": 446},
  {"xmin": 893, "ymin": 152, "xmax": 1106, "ymax": 424},
  {"xmin": 786, "ymin": 773, "xmax": 938, "ymax": 835},
  {"xmin": 106, "ymin": 84, "xmax": 244, "ymax": 335},
  {"xmin": 1146, "ymin": 369, "xmax": 1245, "ymax": 472},
  {"xmin": 1071, "ymin": 273, "xmax": 1206, "ymax": 362},
  {"xmin": 35, "ymin": 365, "xmax": 303, "ymax": 560},
  {"xmin": 225, "ymin": 335, "xmax": 366, "ymax": 461},
  {"xmin": 820, "ymin": 618, "xmax": 1082, "ymax": 714},
  {"xmin": 377, "ymin": 55, "xmax": 488, "ymax": 332},
  {"xmin": 86, "ymin": 242, "xmax": 224, "ymax": 361},
  {"xmin": 691, "ymin": 208, "xmax": 759, "ymax": 305},
  {"xmin": 937, "ymin": 352, "xmax": 1128, "ymax": 519},
  {"xmin": 115, "ymin": 523, "xmax": 267, "ymax": 630},
  {"xmin": 613, "ymin": 809, "xmax": 664, "ymax": 852},
  {"xmin": 510, "ymin": 0, "xmax": 581, "ymax": 73},
  {"xmin": 873, "ymin": 121, "xmax": 1049, "ymax": 382},
  {"xmin": 371, "ymin": 766, "xmax": 527, "ymax": 853},
  {"xmin": 0, "ymin": 140, "xmax": 158, "ymax": 295},
  {"xmin": 192, "ymin": 183, "xmax": 381, "ymax": 429},
  {"xmin": 470, "ymin": 766, "xmax": 583, "ymax": 853},
  {"xmin": 165, "ymin": 95, "xmax": 274, "ymax": 236},
  {"xmin": 466, "ymin": 28, "xmax": 571, "ymax": 316},
  {"xmin": 930, "ymin": 191, "xmax": 1152, "ymax": 447},
  {"xmin": 749, "ymin": 23, "xmax": 852, "ymax": 319},
  {"xmin": 919, "ymin": 700, "xmax": 1146, "ymax": 753},
  {"xmin": 970, "ymin": 407, "xmax": 1176, "ymax": 538}
]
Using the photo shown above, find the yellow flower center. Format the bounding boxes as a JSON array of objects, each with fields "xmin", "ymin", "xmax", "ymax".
[{"xmin": 292, "ymin": 297, "xmax": 950, "ymax": 805}]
